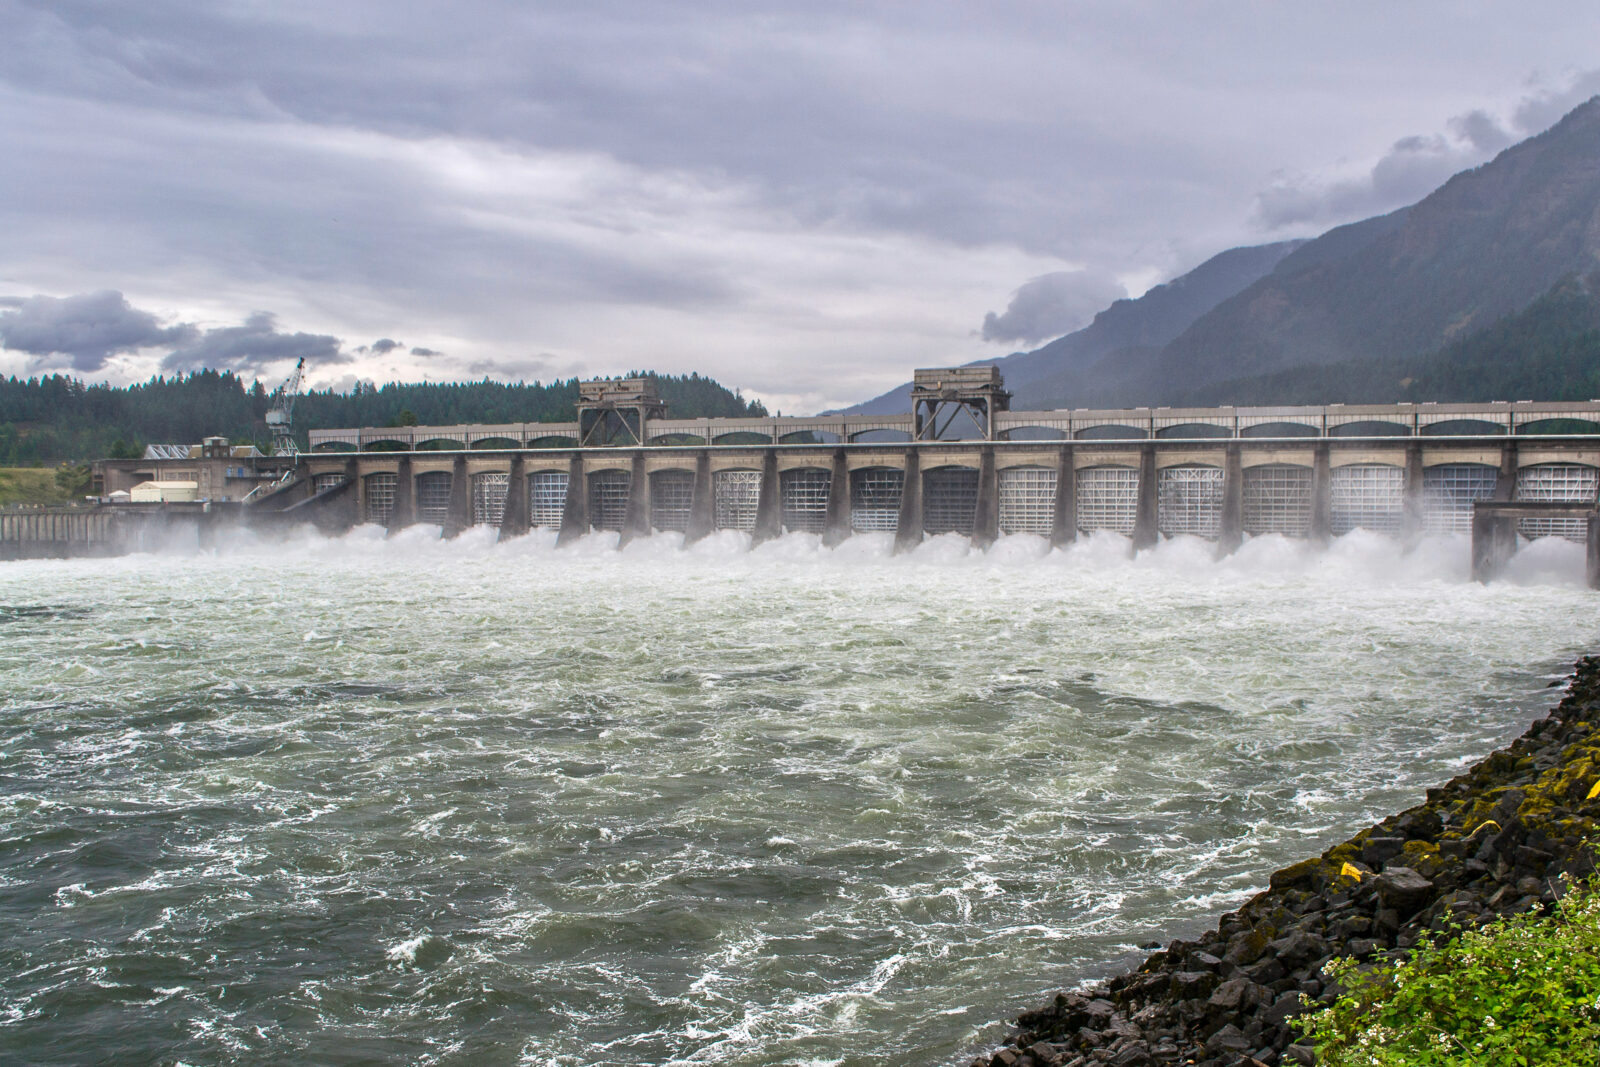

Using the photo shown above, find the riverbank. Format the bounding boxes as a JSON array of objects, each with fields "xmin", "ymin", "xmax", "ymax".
[{"xmin": 971, "ymin": 656, "xmax": 1600, "ymax": 1067}]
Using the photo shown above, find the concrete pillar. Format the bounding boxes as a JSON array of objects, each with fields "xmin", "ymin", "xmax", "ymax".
[
  {"xmin": 500, "ymin": 454, "xmax": 529, "ymax": 539},
  {"xmin": 823, "ymin": 449, "xmax": 851, "ymax": 547},
  {"xmin": 387, "ymin": 456, "xmax": 414, "ymax": 535},
  {"xmin": 1050, "ymin": 444, "xmax": 1076, "ymax": 547},
  {"xmin": 1217, "ymin": 444, "xmax": 1243, "ymax": 558},
  {"xmin": 1589, "ymin": 514, "xmax": 1600, "ymax": 590},
  {"xmin": 618, "ymin": 451, "xmax": 650, "ymax": 548},
  {"xmin": 555, "ymin": 455, "xmax": 587, "ymax": 546},
  {"xmin": 442, "ymin": 455, "xmax": 471, "ymax": 538},
  {"xmin": 1131, "ymin": 444, "xmax": 1159, "ymax": 551},
  {"xmin": 1401, "ymin": 442, "xmax": 1426, "ymax": 545},
  {"xmin": 1495, "ymin": 441, "xmax": 1519, "ymax": 500},
  {"xmin": 684, "ymin": 451, "xmax": 715, "ymax": 545},
  {"xmin": 971, "ymin": 446, "xmax": 999, "ymax": 550},
  {"xmin": 753, "ymin": 449, "xmax": 782, "ymax": 545},
  {"xmin": 893, "ymin": 448, "xmax": 923, "ymax": 554},
  {"xmin": 1471, "ymin": 509, "xmax": 1518, "ymax": 583},
  {"xmin": 1310, "ymin": 444, "xmax": 1332, "ymax": 545}
]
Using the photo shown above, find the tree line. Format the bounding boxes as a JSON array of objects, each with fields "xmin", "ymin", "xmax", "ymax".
[{"xmin": 0, "ymin": 369, "xmax": 768, "ymax": 464}]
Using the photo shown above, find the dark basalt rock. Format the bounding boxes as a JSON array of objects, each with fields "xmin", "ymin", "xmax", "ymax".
[{"xmin": 967, "ymin": 655, "xmax": 1600, "ymax": 1067}]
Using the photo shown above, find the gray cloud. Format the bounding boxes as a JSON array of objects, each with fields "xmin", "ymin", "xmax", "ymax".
[
  {"xmin": 981, "ymin": 271, "xmax": 1128, "ymax": 345},
  {"xmin": 410, "ymin": 346, "xmax": 442, "ymax": 357},
  {"xmin": 1253, "ymin": 75, "xmax": 1600, "ymax": 232},
  {"xmin": 465, "ymin": 355, "xmax": 555, "ymax": 382},
  {"xmin": 1511, "ymin": 72, "xmax": 1600, "ymax": 135},
  {"xmin": 1253, "ymin": 130, "xmax": 1494, "ymax": 230},
  {"xmin": 160, "ymin": 311, "xmax": 347, "ymax": 374},
  {"xmin": 369, "ymin": 337, "xmax": 402, "ymax": 353},
  {"xmin": 0, "ymin": 289, "xmax": 196, "ymax": 371}
]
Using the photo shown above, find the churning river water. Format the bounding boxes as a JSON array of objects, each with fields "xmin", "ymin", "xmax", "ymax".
[{"xmin": 0, "ymin": 526, "xmax": 1596, "ymax": 1066}]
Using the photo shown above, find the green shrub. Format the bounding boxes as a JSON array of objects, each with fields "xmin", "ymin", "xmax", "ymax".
[{"xmin": 1294, "ymin": 871, "xmax": 1600, "ymax": 1066}]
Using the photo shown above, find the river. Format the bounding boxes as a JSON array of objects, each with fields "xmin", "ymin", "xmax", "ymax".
[{"xmin": 0, "ymin": 527, "xmax": 1592, "ymax": 1065}]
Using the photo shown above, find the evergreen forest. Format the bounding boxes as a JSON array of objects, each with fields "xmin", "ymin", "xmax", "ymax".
[{"xmin": 0, "ymin": 371, "xmax": 768, "ymax": 465}]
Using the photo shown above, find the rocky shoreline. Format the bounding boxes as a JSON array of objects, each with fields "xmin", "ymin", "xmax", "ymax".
[{"xmin": 970, "ymin": 655, "xmax": 1600, "ymax": 1067}]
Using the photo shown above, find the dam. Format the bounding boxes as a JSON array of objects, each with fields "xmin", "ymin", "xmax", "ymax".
[{"xmin": 256, "ymin": 371, "xmax": 1600, "ymax": 580}]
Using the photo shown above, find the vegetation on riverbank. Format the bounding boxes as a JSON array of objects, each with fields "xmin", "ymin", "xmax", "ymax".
[
  {"xmin": 0, "ymin": 465, "xmax": 91, "ymax": 507},
  {"xmin": 1297, "ymin": 863, "xmax": 1600, "ymax": 1065}
]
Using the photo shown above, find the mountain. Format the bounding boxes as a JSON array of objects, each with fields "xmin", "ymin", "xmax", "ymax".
[
  {"xmin": 1172, "ymin": 270, "xmax": 1600, "ymax": 406},
  {"xmin": 833, "ymin": 239, "xmax": 1302, "ymax": 414},
  {"xmin": 1121, "ymin": 95, "xmax": 1600, "ymax": 404},
  {"xmin": 1024, "ymin": 209, "xmax": 1409, "ymax": 408}
]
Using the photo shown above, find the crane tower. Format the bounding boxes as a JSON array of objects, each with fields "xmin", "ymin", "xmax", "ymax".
[{"xmin": 265, "ymin": 357, "xmax": 305, "ymax": 457}]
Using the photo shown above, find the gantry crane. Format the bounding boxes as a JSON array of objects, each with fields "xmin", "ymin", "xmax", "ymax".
[{"xmin": 265, "ymin": 357, "xmax": 305, "ymax": 457}]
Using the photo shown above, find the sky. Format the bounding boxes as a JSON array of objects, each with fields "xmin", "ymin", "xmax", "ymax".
[{"xmin": 2, "ymin": 2, "xmax": 1599, "ymax": 415}]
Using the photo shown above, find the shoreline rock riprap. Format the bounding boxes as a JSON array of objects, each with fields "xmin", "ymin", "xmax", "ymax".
[{"xmin": 969, "ymin": 656, "xmax": 1600, "ymax": 1067}]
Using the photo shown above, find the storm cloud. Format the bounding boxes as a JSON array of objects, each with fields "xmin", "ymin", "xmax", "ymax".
[
  {"xmin": 160, "ymin": 312, "xmax": 347, "ymax": 374},
  {"xmin": 0, "ymin": 290, "xmax": 195, "ymax": 371},
  {"xmin": 981, "ymin": 271, "xmax": 1128, "ymax": 346}
]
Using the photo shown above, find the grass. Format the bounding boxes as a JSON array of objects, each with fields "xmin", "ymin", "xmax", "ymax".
[{"xmin": 0, "ymin": 467, "xmax": 81, "ymax": 507}]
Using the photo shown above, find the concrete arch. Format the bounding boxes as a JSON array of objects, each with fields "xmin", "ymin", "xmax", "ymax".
[
  {"xmin": 780, "ymin": 430, "xmax": 840, "ymax": 444},
  {"xmin": 1420, "ymin": 419, "xmax": 1504, "ymax": 437},
  {"xmin": 469, "ymin": 436, "xmax": 521, "ymax": 450},
  {"xmin": 712, "ymin": 431, "xmax": 773, "ymax": 445},
  {"xmin": 1240, "ymin": 422, "xmax": 1318, "ymax": 439},
  {"xmin": 649, "ymin": 432, "xmax": 707, "ymax": 446},
  {"xmin": 1517, "ymin": 418, "xmax": 1600, "ymax": 436},
  {"xmin": 1075, "ymin": 424, "xmax": 1147, "ymax": 440},
  {"xmin": 848, "ymin": 428, "xmax": 913, "ymax": 443},
  {"xmin": 1155, "ymin": 423, "xmax": 1231, "ymax": 439},
  {"xmin": 360, "ymin": 438, "xmax": 411, "ymax": 452},
  {"xmin": 1329, "ymin": 420, "xmax": 1410, "ymax": 438},
  {"xmin": 312, "ymin": 441, "xmax": 357, "ymax": 453},
  {"xmin": 415, "ymin": 438, "xmax": 466, "ymax": 451},
  {"xmin": 1000, "ymin": 425, "xmax": 1068, "ymax": 441}
]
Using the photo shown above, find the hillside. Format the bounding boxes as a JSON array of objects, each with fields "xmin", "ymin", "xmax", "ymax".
[{"xmin": 1172, "ymin": 271, "xmax": 1600, "ymax": 406}]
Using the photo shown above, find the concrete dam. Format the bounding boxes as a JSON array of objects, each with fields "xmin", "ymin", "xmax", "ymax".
[{"xmin": 264, "ymin": 371, "xmax": 1600, "ymax": 580}]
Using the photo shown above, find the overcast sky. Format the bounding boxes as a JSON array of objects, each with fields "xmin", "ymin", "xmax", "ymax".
[{"xmin": 2, "ymin": 2, "xmax": 1598, "ymax": 414}]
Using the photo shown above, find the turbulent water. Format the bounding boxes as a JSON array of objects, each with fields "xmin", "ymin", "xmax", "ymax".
[{"xmin": 0, "ymin": 525, "xmax": 1595, "ymax": 1066}]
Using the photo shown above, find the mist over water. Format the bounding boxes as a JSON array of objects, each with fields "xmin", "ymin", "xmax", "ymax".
[{"xmin": 0, "ymin": 527, "xmax": 1594, "ymax": 1066}]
